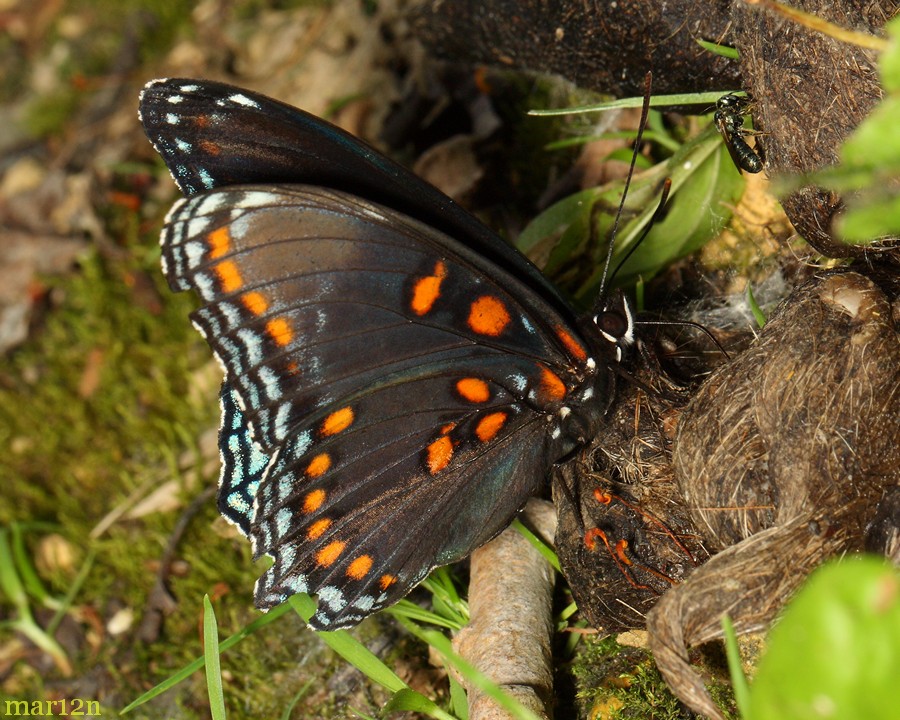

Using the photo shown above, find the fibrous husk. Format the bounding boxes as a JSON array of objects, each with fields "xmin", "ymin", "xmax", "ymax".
[
  {"xmin": 647, "ymin": 270, "xmax": 900, "ymax": 719},
  {"xmin": 411, "ymin": 0, "xmax": 741, "ymax": 97},
  {"xmin": 732, "ymin": 0, "xmax": 899, "ymax": 257}
]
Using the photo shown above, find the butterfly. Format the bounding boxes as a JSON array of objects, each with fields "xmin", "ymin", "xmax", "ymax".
[{"xmin": 139, "ymin": 78, "xmax": 635, "ymax": 630}]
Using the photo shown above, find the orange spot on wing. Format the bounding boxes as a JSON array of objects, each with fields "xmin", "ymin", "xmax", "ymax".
[
  {"xmin": 199, "ymin": 139, "xmax": 221, "ymax": 156},
  {"xmin": 539, "ymin": 365, "xmax": 567, "ymax": 402},
  {"xmin": 305, "ymin": 453, "xmax": 332, "ymax": 478},
  {"xmin": 215, "ymin": 260, "xmax": 242, "ymax": 292},
  {"xmin": 303, "ymin": 489, "xmax": 326, "ymax": 513},
  {"xmin": 379, "ymin": 574, "xmax": 397, "ymax": 590},
  {"xmin": 207, "ymin": 227, "xmax": 230, "ymax": 258},
  {"xmin": 316, "ymin": 541, "xmax": 345, "ymax": 568},
  {"xmin": 555, "ymin": 326, "xmax": 588, "ymax": 361},
  {"xmin": 440, "ymin": 423, "xmax": 456, "ymax": 435},
  {"xmin": 347, "ymin": 555, "xmax": 373, "ymax": 580},
  {"xmin": 475, "ymin": 411, "xmax": 508, "ymax": 443},
  {"xmin": 411, "ymin": 261, "xmax": 447, "ymax": 316},
  {"xmin": 321, "ymin": 407, "xmax": 354, "ymax": 436},
  {"xmin": 468, "ymin": 295, "xmax": 511, "ymax": 336},
  {"xmin": 456, "ymin": 377, "xmax": 490, "ymax": 403},
  {"xmin": 241, "ymin": 291, "xmax": 268, "ymax": 315},
  {"xmin": 426, "ymin": 435, "xmax": 454, "ymax": 474},
  {"xmin": 266, "ymin": 317, "xmax": 293, "ymax": 346},
  {"xmin": 307, "ymin": 518, "xmax": 331, "ymax": 540}
]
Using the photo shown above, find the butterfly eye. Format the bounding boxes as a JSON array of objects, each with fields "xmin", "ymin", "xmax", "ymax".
[{"xmin": 594, "ymin": 294, "xmax": 636, "ymax": 361}]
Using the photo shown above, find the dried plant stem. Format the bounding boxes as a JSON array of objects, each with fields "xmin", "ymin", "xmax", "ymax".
[{"xmin": 453, "ymin": 499, "xmax": 557, "ymax": 720}]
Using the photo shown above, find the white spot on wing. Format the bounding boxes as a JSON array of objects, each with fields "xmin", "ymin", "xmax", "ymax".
[
  {"xmin": 236, "ymin": 328, "xmax": 264, "ymax": 366},
  {"xmin": 317, "ymin": 586, "xmax": 347, "ymax": 612},
  {"xmin": 227, "ymin": 93, "xmax": 261, "ymax": 109},
  {"xmin": 259, "ymin": 366, "xmax": 282, "ymax": 401}
]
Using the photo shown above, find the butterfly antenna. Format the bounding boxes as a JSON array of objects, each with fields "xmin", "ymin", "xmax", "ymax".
[
  {"xmin": 634, "ymin": 317, "xmax": 731, "ymax": 360},
  {"xmin": 609, "ymin": 178, "xmax": 671, "ymax": 283},
  {"xmin": 597, "ymin": 71, "xmax": 654, "ymax": 301}
]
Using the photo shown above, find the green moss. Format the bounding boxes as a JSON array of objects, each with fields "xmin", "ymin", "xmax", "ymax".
[{"xmin": 570, "ymin": 634, "xmax": 739, "ymax": 720}]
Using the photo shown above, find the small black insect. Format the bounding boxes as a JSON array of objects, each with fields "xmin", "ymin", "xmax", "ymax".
[{"xmin": 714, "ymin": 93, "xmax": 763, "ymax": 174}]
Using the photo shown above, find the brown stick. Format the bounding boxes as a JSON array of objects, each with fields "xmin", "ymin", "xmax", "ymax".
[{"xmin": 453, "ymin": 499, "xmax": 557, "ymax": 720}]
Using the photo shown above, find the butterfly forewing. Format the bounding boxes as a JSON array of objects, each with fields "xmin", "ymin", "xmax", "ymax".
[
  {"xmin": 143, "ymin": 78, "xmax": 613, "ymax": 629},
  {"xmin": 140, "ymin": 77, "xmax": 570, "ymax": 317}
]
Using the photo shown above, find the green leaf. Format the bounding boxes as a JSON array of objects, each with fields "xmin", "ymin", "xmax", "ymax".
[
  {"xmin": 747, "ymin": 557, "xmax": 900, "ymax": 720},
  {"xmin": 879, "ymin": 16, "xmax": 900, "ymax": 92},
  {"xmin": 383, "ymin": 688, "xmax": 454, "ymax": 718},
  {"xmin": 840, "ymin": 98, "xmax": 900, "ymax": 168}
]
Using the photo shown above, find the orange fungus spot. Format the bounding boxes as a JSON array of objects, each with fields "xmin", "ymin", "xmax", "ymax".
[
  {"xmin": 303, "ymin": 489, "xmax": 326, "ymax": 514},
  {"xmin": 615, "ymin": 539, "xmax": 632, "ymax": 566},
  {"xmin": 316, "ymin": 541, "xmax": 345, "ymax": 568},
  {"xmin": 241, "ymin": 291, "xmax": 268, "ymax": 315},
  {"xmin": 539, "ymin": 365, "xmax": 567, "ymax": 402},
  {"xmin": 468, "ymin": 296, "xmax": 510, "ymax": 336},
  {"xmin": 426, "ymin": 435, "xmax": 454, "ymax": 474},
  {"xmin": 266, "ymin": 317, "xmax": 293, "ymax": 346},
  {"xmin": 321, "ymin": 407, "xmax": 354, "ymax": 436},
  {"xmin": 207, "ymin": 227, "xmax": 231, "ymax": 258},
  {"xmin": 475, "ymin": 411, "xmax": 508, "ymax": 443},
  {"xmin": 379, "ymin": 574, "xmax": 397, "ymax": 590},
  {"xmin": 214, "ymin": 260, "xmax": 242, "ymax": 292},
  {"xmin": 411, "ymin": 261, "xmax": 447, "ymax": 316},
  {"xmin": 555, "ymin": 326, "xmax": 588, "ymax": 361},
  {"xmin": 305, "ymin": 453, "xmax": 332, "ymax": 478},
  {"xmin": 456, "ymin": 377, "xmax": 490, "ymax": 403},
  {"xmin": 347, "ymin": 555, "xmax": 373, "ymax": 580},
  {"xmin": 307, "ymin": 518, "xmax": 331, "ymax": 540}
]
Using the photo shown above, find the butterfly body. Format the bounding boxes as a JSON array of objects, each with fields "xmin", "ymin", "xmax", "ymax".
[{"xmin": 141, "ymin": 79, "xmax": 622, "ymax": 629}]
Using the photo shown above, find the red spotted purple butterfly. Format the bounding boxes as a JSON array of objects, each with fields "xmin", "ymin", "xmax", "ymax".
[{"xmin": 139, "ymin": 78, "xmax": 634, "ymax": 629}]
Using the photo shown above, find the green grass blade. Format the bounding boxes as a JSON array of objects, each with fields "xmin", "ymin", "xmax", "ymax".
[
  {"xmin": 746, "ymin": 283, "xmax": 767, "ymax": 328},
  {"xmin": 528, "ymin": 91, "xmax": 725, "ymax": 116},
  {"xmin": 203, "ymin": 595, "xmax": 227, "ymax": 720},
  {"xmin": 511, "ymin": 519, "xmax": 560, "ymax": 573},
  {"xmin": 721, "ymin": 614, "xmax": 751, "ymax": 717},
  {"xmin": 287, "ymin": 594, "xmax": 408, "ymax": 694},
  {"xmin": 279, "ymin": 677, "xmax": 316, "ymax": 720},
  {"xmin": 397, "ymin": 617, "xmax": 542, "ymax": 720},
  {"xmin": 121, "ymin": 600, "xmax": 293, "ymax": 713},
  {"xmin": 696, "ymin": 38, "xmax": 740, "ymax": 59}
]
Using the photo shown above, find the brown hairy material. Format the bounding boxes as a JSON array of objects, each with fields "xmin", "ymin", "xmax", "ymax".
[
  {"xmin": 733, "ymin": 0, "xmax": 899, "ymax": 257},
  {"xmin": 647, "ymin": 270, "xmax": 900, "ymax": 719}
]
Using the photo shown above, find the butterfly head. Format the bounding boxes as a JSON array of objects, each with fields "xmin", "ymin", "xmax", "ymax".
[{"xmin": 592, "ymin": 290, "xmax": 636, "ymax": 363}]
